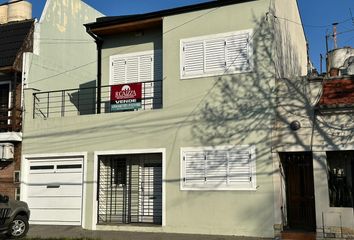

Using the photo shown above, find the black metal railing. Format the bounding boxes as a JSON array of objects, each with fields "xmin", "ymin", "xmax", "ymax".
[{"xmin": 33, "ymin": 80, "xmax": 163, "ymax": 119}]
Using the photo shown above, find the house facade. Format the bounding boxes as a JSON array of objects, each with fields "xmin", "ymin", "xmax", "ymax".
[
  {"xmin": 274, "ymin": 47, "xmax": 354, "ymax": 238},
  {"xmin": 0, "ymin": 0, "xmax": 34, "ymax": 200},
  {"xmin": 21, "ymin": 0, "xmax": 307, "ymax": 238}
]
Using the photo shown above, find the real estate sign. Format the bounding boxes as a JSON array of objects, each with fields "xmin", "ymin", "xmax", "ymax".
[{"xmin": 110, "ymin": 83, "xmax": 142, "ymax": 112}]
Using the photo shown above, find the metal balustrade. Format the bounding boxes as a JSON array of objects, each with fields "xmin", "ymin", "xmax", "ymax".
[{"xmin": 33, "ymin": 80, "xmax": 163, "ymax": 119}]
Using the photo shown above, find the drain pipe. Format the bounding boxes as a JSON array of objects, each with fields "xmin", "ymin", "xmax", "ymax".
[{"xmin": 86, "ymin": 27, "xmax": 103, "ymax": 114}]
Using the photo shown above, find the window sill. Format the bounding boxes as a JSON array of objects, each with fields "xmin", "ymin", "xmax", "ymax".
[{"xmin": 180, "ymin": 186, "xmax": 257, "ymax": 191}]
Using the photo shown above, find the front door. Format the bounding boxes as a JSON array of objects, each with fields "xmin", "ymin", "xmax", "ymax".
[
  {"xmin": 280, "ymin": 152, "xmax": 316, "ymax": 231},
  {"xmin": 97, "ymin": 154, "xmax": 162, "ymax": 225}
]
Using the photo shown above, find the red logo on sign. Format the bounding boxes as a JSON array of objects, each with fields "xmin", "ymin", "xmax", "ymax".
[{"xmin": 111, "ymin": 83, "xmax": 142, "ymax": 101}]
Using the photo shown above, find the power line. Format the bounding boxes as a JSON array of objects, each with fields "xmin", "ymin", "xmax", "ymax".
[
  {"xmin": 335, "ymin": 28, "xmax": 354, "ymax": 36},
  {"xmin": 268, "ymin": 12, "xmax": 352, "ymax": 29},
  {"xmin": 29, "ymin": 5, "xmax": 223, "ymax": 85},
  {"xmin": 0, "ymin": 0, "xmax": 24, "ymax": 6},
  {"xmin": 343, "ymin": 35, "xmax": 354, "ymax": 45}
]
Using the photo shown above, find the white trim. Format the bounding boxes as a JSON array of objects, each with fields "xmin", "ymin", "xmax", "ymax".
[
  {"xmin": 21, "ymin": 152, "xmax": 87, "ymax": 227},
  {"xmin": 109, "ymin": 50, "xmax": 155, "ymax": 86},
  {"xmin": 180, "ymin": 29, "xmax": 253, "ymax": 79},
  {"xmin": 93, "ymin": 148, "xmax": 166, "ymax": 229},
  {"xmin": 0, "ymin": 132, "xmax": 22, "ymax": 142},
  {"xmin": 92, "ymin": 153, "xmax": 98, "ymax": 230},
  {"xmin": 14, "ymin": 186, "xmax": 21, "ymax": 201},
  {"xmin": 180, "ymin": 145, "xmax": 257, "ymax": 191},
  {"xmin": 81, "ymin": 152, "xmax": 88, "ymax": 228},
  {"xmin": 39, "ymin": 0, "xmax": 51, "ymax": 23},
  {"xmin": 33, "ymin": 21, "xmax": 40, "ymax": 56},
  {"xmin": 13, "ymin": 170, "xmax": 20, "ymax": 184}
]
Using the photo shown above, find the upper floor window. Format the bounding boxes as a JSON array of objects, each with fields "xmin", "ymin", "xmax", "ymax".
[
  {"xmin": 181, "ymin": 145, "xmax": 257, "ymax": 190},
  {"xmin": 180, "ymin": 29, "xmax": 253, "ymax": 79},
  {"xmin": 110, "ymin": 50, "xmax": 162, "ymax": 85}
]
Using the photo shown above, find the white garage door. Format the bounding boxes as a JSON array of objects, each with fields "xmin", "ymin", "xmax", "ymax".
[{"xmin": 26, "ymin": 157, "xmax": 83, "ymax": 225}]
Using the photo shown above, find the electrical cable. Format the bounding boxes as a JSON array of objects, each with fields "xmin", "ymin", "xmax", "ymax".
[
  {"xmin": 0, "ymin": 0, "xmax": 23, "ymax": 6},
  {"xmin": 28, "ymin": 5, "xmax": 224, "ymax": 85},
  {"xmin": 268, "ymin": 12, "xmax": 352, "ymax": 29}
]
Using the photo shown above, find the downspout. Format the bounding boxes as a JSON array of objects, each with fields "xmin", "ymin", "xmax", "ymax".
[{"xmin": 86, "ymin": 27, "xmax": 103, "ymax": 114}]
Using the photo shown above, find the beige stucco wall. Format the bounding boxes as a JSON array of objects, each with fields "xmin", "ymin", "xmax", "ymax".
[
  {"xmin": 22, "ymin": 0, "xmax": 307, "ymax": 237},
  {"xmin": 272, "ymin": 0, "xmax": 308, "ymax": 78},
  {"xmin": 273, "ymin": 76, "xmax": 354, "ymax": 234}
]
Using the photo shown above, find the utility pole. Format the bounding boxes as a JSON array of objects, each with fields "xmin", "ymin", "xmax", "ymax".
[{"xmin": 332, "ymin": 22, "xmax": 338, "ymax": 49}]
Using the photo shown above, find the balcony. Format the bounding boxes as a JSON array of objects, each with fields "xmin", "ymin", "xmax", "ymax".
[{"xmin": 33, "ymin": 80, "xmax": 163, "ymax": 119}]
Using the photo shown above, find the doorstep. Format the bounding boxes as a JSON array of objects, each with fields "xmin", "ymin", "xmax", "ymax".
[{"xmin": 281, "ymin": 230, "xmax": 316, "ymax": 240}]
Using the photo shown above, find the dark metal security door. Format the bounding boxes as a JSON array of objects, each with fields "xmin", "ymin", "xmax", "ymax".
[
  {"xmin": 97, "ymin": 154, "xmax": 162, "ymax": 225},
  {"xmin": 280, "ymin": 152, "xmax": 316, "ymax": 231}
]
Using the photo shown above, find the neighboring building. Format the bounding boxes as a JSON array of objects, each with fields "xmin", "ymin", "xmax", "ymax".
[
  {"xmin": 0, "ymin": 0, "xmax": 34, "ymax": 200},
  {"xmin": 19, "ymin": 0, "xmax": 102, "ymax": 225},
  {"xmin": 21, "ymin": 0, "xmax": 306, "ymax": 238},
  {"xmin": 274, "ymin": 47, "xmax": 354, "ymax": 239}
]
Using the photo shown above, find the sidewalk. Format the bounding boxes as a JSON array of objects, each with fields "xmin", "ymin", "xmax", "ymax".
[{"xmin": 25, "ymin": 225, "xmax": 272, "ymax": 240}]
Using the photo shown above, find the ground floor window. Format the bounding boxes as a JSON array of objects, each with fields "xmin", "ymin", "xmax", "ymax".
[
  {"xmin": 97, "ymin": 153, "xmax": 162, "ymax": 225},
  {"xmin": 181, "ymin": 145, "xmax": 256, "ymax": 190},
  {"xmin": 326, "ymin": 151, "xmax": 354, "ymax": 207}
]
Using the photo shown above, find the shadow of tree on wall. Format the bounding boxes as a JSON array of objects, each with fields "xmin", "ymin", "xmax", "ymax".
[
  {"xmin": 183, "ymin": 11, "xmax": 354, "ymax": 229},
  {"xmin": 68, "ymin": 80, "xmax": 97, "ymax": 115}
]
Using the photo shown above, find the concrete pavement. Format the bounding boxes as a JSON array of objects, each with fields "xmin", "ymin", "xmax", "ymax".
[{"xmin": 25, "ymin": 225, "xmax": 272, "ymax": 240}]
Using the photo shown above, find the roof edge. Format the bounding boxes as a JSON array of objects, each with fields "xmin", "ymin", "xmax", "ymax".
[{"xmin": 85, "ymin": 0, "xmax": 256, "ymax": 30}]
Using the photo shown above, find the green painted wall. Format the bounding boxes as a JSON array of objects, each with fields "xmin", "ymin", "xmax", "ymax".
[
  {"xmin": 101, "ymin": 28, "xmax": 162, "ymax": 86},
  {"xmin": 22, "ymin": 0, "xmax": 308, "ymax": 237},
  {"xmin": 25, "ymin": 0, "xmax": 102, "ymax": 91}
]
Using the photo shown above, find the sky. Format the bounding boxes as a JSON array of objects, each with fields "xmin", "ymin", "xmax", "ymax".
[{"xmin": 1, "ymin": 0, "xmax": 354, "ymax": 72}]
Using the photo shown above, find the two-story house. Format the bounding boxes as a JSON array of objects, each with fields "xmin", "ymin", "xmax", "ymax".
[
  {"xmin": 21, "ymin": 0, "xmax": 307, "ymax": 238},
  {"xmin": 0, "ymin": 0, "xmax": 34, "ymax": 200}
]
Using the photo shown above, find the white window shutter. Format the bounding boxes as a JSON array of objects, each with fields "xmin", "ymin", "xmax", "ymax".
[
  {"xmin": 225, "ymin": 33, "xmax": 250, "ymax": 72},
  {"xmin": 139, "ymin": 53, "xmax": 154, "ymax": 107},
  {"xmin": 111, "ymin": 57, "xmax": 126, "ymax": 85},
  {"xmin": 182, "ymin": 41, "xmax": 204, "ymax": 76},
  {"xmin": 184, "ymin": 151, "xmax": 205, "ymax": 185},
  {"xmin": 204, "ymin": 38, "xmax": 226, "ymax": 73},
  {"xmin": 228, "ymin": 149, "xmax": 252, "ymax": 183},
  {"xmin": 110, "ymin": 50, "xmax": 161, "ymax": 85},
  {"xmin": 126, "ymin": 56, "xmax": 139, "ymax": 83},
  {"xmin": 206, "ymin": 150, "xmax": 227, "ymax": 183},
  {"xmin": 139, "ymin": 54, "xmax": 153, "ymax": 83}
]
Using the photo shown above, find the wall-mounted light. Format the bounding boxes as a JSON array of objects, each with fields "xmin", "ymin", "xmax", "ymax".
[{"xmin": 290, "ymin": 120, "xmax": 301, "ymax": 131}]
